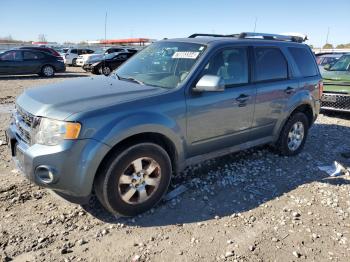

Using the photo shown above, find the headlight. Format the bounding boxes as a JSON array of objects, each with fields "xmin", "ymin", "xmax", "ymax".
[{"xmin": 35, "ymin": 118, "xmax": 81, "ymax": 146}]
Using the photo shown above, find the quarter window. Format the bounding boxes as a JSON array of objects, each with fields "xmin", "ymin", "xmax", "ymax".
[
  {"xmin": 289, "ymin": 47, "xmax": 318, "ymax": 77},
  {"xmin": 254, "ymin": 47, "xmax": 288, "ymax": 82},
  {"xmin": 202, "ymin": 48, "xmax": 249, "ymax": 86}
]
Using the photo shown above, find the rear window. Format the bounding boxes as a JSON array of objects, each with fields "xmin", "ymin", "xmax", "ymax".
[
  {"xmin": 254, "ymin": 47, "xmax": 288, "ymax": 82},
  {"xmin": 289, "ymin": 47, "xmax": 318, "ymax": 77}
]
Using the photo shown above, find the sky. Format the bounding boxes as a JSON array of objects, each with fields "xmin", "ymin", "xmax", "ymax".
[{"xmin": 0, "ymin": 0, "xmax": 349, "ymax": 47}]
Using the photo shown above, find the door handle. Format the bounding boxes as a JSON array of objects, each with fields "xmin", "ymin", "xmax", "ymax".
[
  {"xmin": 235, "ymin": 94, "xmax": 250, "ymax": 107},
  {"xmin": 284, "ymin": 87, "xmax": 295, "ymax": 94},
  {"xmin": 236, "ymin": 94, "xmax": 250, "ymax": 103}
]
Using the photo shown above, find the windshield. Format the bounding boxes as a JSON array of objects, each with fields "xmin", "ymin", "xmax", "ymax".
[
  {"xmin": 115, "ymin": 41, "xmax": 206, "ymax": 89},
  {"xmin": 330, "ymin": 55, "xmax": 350, "ymax": 71}
]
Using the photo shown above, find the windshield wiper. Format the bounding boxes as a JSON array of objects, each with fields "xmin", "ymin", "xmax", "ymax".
[{"xmin": 115, "ymin": 74, "xmax": 145, "ymax": 85}]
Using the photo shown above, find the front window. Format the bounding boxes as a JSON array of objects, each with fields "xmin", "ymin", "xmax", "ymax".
[
  {"xmin": 330, "ymin": 55, "xmax": 350, "ymax": 71},
  {"xmin": 115, "ymin": 41, "xmax": 206, "ymax": 89}
]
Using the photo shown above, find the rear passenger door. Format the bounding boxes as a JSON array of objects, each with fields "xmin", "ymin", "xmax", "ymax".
[
  {"xmin": 22, "ymin": 51, "xmax": 44, "ymax": 74},
  {"xmin": 251, "ymin": 46, "xmax": 298, "ymax": 138}
]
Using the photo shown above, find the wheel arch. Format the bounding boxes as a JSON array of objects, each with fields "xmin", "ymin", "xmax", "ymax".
[
  {"xmin": 273, "ymin": 102, "xmax": 314, "ymax": 141},
  {"xmin": 93, "ymin": 131, "xmax": 180, "ymax": 190}
]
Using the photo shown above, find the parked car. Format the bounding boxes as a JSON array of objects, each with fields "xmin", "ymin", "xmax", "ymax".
[
  {"xmin": 18, "ymin": 46, "xmax": 63, "ymax": 61},
  {"xmin": 316, "ymin": 54, "xmax": 342, "ymax": 66},
  {"xmin": 321, "ymin": 54, "xmax": 350, "ymax": 112},
  {"xmin": 0, "ymin": 49, "xmax": 65, "ymax": 77},
  {"xmin": 64, "ymin": 48, "xmax": 94, "ymax": 66},
  {"xmin": 76, "ymin": 48, "xmax": 137, "ymax": 67},
  {"xmin": 83, "ymin": 52, "xmax": 135, "ymax": 75},
  {"xmin": 6, "ymin": 32, "xmax": 321, "ymax": 216}
]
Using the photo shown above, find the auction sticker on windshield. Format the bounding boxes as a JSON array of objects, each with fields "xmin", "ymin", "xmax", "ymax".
[{"xmin": 172, "ymin": 51, "xmax": 200, "ymax": 59}]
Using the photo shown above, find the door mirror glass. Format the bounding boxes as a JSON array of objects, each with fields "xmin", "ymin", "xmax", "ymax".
[{"xmin": 193, "ymin": 75, "xmax": 225, "ymax": 92}]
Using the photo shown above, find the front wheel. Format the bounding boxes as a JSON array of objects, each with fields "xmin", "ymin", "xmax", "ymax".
[
  {"xmin": 94, "ymin": 143, "xmax": 172, "ymax": 217},
  {"xmin": 275, "ymin": 112, "xmax": 309, "ymax": 156},
  {"xmin": 100, "ymin": 66, "xmax": 111, "ymax": 76}
]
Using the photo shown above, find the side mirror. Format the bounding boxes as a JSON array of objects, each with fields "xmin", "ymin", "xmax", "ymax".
[
  {"xmin": 323, "ymin": 64, "xmax": 331, "ymax": 71},
  {"xmin": 193, "ymin": 75, "xmax": 225, "ymax": 92}
]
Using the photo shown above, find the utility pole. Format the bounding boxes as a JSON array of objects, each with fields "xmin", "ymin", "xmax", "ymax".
[
  {"xmin": 253, "ymin": 17, "xmax": 257, "ymax": 32},
  {"xmin": 325, "ymin": 27, "xmax": 330, "ymax": 45}
]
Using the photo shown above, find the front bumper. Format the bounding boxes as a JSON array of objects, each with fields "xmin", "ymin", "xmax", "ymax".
[
  {"xmin": 321, "ymin": 93, "xmax": 350, "ymax": 112},
  {"xmin": 6, "ymin": 123, "xmax": 110, "ymax": 204}
]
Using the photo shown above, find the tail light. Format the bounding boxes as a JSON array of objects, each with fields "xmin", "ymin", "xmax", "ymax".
[{"xmin": 318, "ymin": 80, "xmax": 323, "ymax": 98}]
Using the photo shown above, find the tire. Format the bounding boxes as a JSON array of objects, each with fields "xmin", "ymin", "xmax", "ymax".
[
  {"xmin": 94, "ymin": 143, "xmax": 172, "ymax": 217},
  {"xmin": 275, "ymin": 112, "xmax": 309, "ymax": 156},
  {"xmin": 72, "ymin": 58, "xmax": 77, "ymax": 66},
  {"xmin": 100, "ymin": 66, "xmax": 111, "ymax": 76},
  {"xmin": 41, "ymin": 65, "xmax": 55, "ymax": 77}
]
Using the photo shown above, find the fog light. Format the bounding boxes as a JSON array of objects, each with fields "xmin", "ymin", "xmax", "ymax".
[{"xmin": 35, "ymin": 165, "xmax": 57, "ymax": 184}]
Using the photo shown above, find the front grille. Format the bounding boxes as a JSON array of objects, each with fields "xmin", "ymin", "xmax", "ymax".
[
  {"xmin": 321, "ymin": 93, "xmax": 350, "ymax": 111},
  {"xmin": 13, "ymin": 106, "xmax": 38, "ymax": 145}
]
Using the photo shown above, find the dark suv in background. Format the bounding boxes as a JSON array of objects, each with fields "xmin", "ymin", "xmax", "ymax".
[{"xmin": 7, "ymin": 32, "xmax": 322, "ymax": 216}]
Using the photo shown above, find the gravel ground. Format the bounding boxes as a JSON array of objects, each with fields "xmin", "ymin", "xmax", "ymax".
[{"xmin": 0, "ymin": 68, "xmax": 350, "ymax": 262}]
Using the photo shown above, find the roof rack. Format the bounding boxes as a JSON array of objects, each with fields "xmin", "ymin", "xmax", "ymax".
[
  {"xmin": 238, "ymin": 32, "xmax": 307, "ymax": 43},
  {"xmin": 188, "ymin": 33, "xmax": 229, "ymax": 38},
  {"xmin": 188, "ymin": 32, "xmax": 307, "ymax": 43}
]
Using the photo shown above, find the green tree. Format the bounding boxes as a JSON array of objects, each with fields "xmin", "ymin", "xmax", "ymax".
[{"xmin": 322, "ymin": 43, "xmax": 334, "ymax": 49}]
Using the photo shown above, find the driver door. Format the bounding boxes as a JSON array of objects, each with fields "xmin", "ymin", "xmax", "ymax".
[
  {"xmin": 0, "ymin": 50, "xmax": 23, "ymax": 75},
  {"xmin": 186, "ymin": 47, "xmax": 256, "ymax": 156}
]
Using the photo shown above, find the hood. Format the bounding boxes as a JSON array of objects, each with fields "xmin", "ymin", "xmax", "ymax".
[
  {"xmin": 16, "ymin": 76, "xmax": 166, "ymax": 120},
  {"xmin": 322, "ymin": 70, "xmax": 350, "ymax": 93}
]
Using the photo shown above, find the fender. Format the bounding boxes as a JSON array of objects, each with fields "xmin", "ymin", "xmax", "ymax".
[{"xmin": 94, "ymin": 111, "xmax": 187, "ymax": 170}]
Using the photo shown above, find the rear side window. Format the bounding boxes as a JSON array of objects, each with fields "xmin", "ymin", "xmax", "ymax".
[
  {"xmin": 70, "ymin": 49, "xmax": 77, "ymax": 54},
  {"xmin": 23, "ymin": 51, "xmax": 44, "ymax": 60},
  {"xmin": 289, "ymin": 47, "xmax": 318, "ymax": 77},
  {"xmin": 254, "ymin": 47, "xmax": 288, "ymax": 82}
]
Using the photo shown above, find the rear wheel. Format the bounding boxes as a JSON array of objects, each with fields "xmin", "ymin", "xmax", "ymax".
[
  {"xmin": 275, "ymin": 112, "xmax": 309, "ymax": 156},
  {"xmin": 41, "ymin": 65, "xmax": 55, "ymax": 77},
  {"xmin": 94, "ymin": 143, "xmax": 172, "ymax": 217},
  {"xmin": 72, "ymin": 58, "xmax": 77, "ymax": 66}
]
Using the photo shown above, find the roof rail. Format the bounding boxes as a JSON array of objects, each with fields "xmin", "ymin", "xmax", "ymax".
[
  {"xmin": 188, "ymin": 32, "xmax": 307, "ymax": 43},
  {"xmin": 238, "ymin": 32, "xmax": 307, "ymax": 43},
  {"xmin": 188, "ymin": 33, "xmax": 229, "ymax": 38}
]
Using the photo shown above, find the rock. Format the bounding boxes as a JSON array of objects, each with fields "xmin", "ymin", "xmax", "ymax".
[
  {"xmin": 131, "ymin": 255, "xmax": 141, "ymax": 262},
  {"xmin": 227, "ymin": 239, "xmax": 233, "ymax": 244},
  {"xmin": 225, "ymin": 251, "xmax": 234, "ymax": 258},
  {"xmin": 249, "ymin": 245, "xmax": 255, "ymax": 251},
  {"xmin": 292, "ymin": 251, "xmax": 301, "ymax": 258},
  {"xmin": 292, "ymin": 212, "xmax": 301, "ymax": 218},
  {"xmin": 77, "ymin": 239, "xmax": 87, "ymax": 246},
  {"xmin": 38, "ymin": 237, "xmax": 46, "ymax": 243},
  {"xmin": 272, "ymin": 237, "xmax": 279, "ymax": 242}
]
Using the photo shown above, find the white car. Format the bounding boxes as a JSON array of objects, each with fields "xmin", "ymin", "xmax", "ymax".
[{"xmin": 64, "ymin": 48, "xmax": 94, "ymax": 66}]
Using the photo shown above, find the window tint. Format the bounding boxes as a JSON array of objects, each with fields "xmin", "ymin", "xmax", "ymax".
[
  {"xmin": 289, "ymin": 47, "xmax": 318, "ymax": 77},
  {"xmin": 0, "ymin": 51, "xmax": 22, "ymax": 61},
  {"xmin": 23, "ymin": 51, "xmax": 43, "ymax": 60},
  {"xmin": 254, "ymin": 48, "xmax": 288, "ymax": 82},
  {"xmin": 87, "ymin": 49, "xmax": 94, "ymax": 54},
  {"xmin": 70, "ymin": 49, "xmax": 77, "ymax": 54},
  {"xmin": 203, "ymin": 48, "xmax": 249, "ymax": 86}
]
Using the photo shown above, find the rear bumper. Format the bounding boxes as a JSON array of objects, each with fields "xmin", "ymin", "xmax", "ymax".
[{"xmin": 321, "ymin": 93, "xmax": 350, "ymax": 112}]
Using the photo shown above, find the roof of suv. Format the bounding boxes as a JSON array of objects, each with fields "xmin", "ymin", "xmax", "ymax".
[
  {"xmin": 164, "ymin": 32, "xmax": 309, "ymax": 48},
  {"xmin": 165, "ymin": 37, "xmax": 308, "ymax": 48}
]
